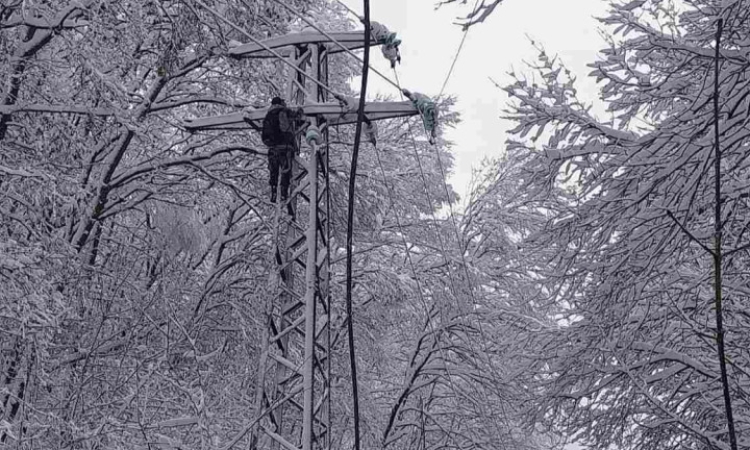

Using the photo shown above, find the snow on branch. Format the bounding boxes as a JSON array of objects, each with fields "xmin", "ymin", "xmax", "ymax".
[
  {"xmin": 0, "ymin": 13, "xmax": 89, "ymax": 29},
  {"xmin": 0, "ymin": 105, "xmax": 115, "ymax": 117},
  {"xmin": 438, "ymin": 0, "xmax": 506, "ymax": 28}
]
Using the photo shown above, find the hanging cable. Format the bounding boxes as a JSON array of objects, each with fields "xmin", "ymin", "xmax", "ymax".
[
  {"xmin": 438, "ymin": 27, "xmax": 469, "ymax": 98},
  {"xmin": 345, "ymin": 0, "xmax": 371, "ymax": 449},
  {"xmin": 390, "ymin": 72, "xmax": 463, "ymax": 311},
  {"xmin": 371, "ymin": 131, "xmax": 465, "ymax": 447},
  {"xmin": 439, "ymin": 0, "xmax": 481, "ymax": 97},
  {"xmin": 394, "ymin": 0, "xmax": 486, "ymax": 330},
  {"xmin": 411, "ymin": 104, "xmax": 519, "ymax": 444},
  {"xmin": 425, "ymin": 1, "xmax": 496, "ymax": 377},
  {"xmin": 393, "ymin": 61, "xmax": 517, "ymax": 429},
  {"xmin": 355, "ymin": 0, "xmax": 515, "ymax": 439}
]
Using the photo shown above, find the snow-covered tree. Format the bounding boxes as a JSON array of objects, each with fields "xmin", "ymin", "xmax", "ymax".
[
  {"xmin": 0, "ymin": 1, "xmax": 532, "ymax": 449},
  {"xmin": 500, "ymin": 1, "xmax": 750, "ymax": 449}
]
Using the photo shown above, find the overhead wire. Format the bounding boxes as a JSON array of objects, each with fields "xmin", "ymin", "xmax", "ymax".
[
  {"xmin": 394, "ymin": 0, "xmax": 486, "ymax": 338},
  {"xmin": 434, "ymin": 0, "xmax": 483, "ymax": 294},
  {"xmin": 438, "ymin": 25, "xmax": 471, "ymax": 98},
  {"xmin": 388, "ymin": 0, "xmax": 520, "ymax": 433},
  {"xmin": 386, "ymin": 18, "xmax": 473, "ymax": 344},
  {"xmin": 422, "ymin": 1, "xmax": 495, "ymax": 377},
  {"xmin": 344, "ymin": 0, "xmax": 371, "ymax": 449},
  {"xmin": 370, "ymin": 142, "xmax": 466, "ymax": 446},
  {"xmin": 395, "ymin": 88, "xmax": 519, "ymax": 450}
]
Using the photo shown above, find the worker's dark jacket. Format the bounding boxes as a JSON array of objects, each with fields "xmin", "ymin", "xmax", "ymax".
[
  {"xmin": 265, "ymin": 105, "xmax": 300, "ymax": 195},
  {"xmin": 266, "ymin": 104, "xmax": 298, "ymax": 148}
]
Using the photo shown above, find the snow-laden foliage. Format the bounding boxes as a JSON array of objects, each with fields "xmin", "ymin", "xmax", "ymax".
[
  {"xmin": 487, "ymin": 0, "xmax": 750, "ymax": 449},
  {"xmin": 0, "ymin": 1, "xmax": 534, "ymax": 449}
]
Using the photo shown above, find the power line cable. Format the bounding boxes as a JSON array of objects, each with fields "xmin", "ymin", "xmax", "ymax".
[
  {"xmin": 439, "ymin": 32, "xmax": 469, "ymax": 97},
  {"xmin": 435, "ymin": 0, "xmax": 492, "ymax": 346},
  {"xmin": 398, "ymin": 80, "xmax": 519, "ymax": 447},
  {"xmin": 439, "ymin": 0, "xmax": 481, "ymax": 97},
  {"xmin": 401, "ymin": 0, "xmax": 486, "ymax": 338},
  {"xmin": 377, "ymin": 1, "xmax": 506, "ymax": 431},
  {"xmin": 392, "ymin": 8, "xmax": 520, "ymax": 422},
  {"xmin": 344, "ymin": 0, "xmax": 371, "ymax": 448},
  {"xmin": 368, "ymin": 116, "xmax": 471, "ymax": 450}
]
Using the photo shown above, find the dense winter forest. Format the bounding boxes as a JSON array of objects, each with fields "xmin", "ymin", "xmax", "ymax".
[{"xmin": 1, "ymin": 0, "xmax": 749, "ymax": 449}]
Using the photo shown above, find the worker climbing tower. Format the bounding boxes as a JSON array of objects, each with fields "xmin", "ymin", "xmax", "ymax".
[{"xmin": 185, "ymin": 22, "xmax": 425, "ymax": 450}]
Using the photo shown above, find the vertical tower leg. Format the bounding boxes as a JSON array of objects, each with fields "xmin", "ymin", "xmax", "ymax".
[
  {"xmin": 301, "ymin": 139, "xmax": 319, "ymax": 450},
  {"xmin": 251, "ymin": 41, "xmax": 331, "ymax": 450}
]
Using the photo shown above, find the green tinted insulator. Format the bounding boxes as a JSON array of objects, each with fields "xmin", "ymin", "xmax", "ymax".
[
  {"xmin": 384, "ymin": 33, "xmax": 401, "ymax": 47},
  {"xmin": 306, "ymin": 126, "xmax": 323, "ymax": 145},
  {"xmin": 403, "ymin": 90, "xmax": 439, "ymax": 144}
]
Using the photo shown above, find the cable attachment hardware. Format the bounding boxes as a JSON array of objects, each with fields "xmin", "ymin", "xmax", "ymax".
[
  {"xmin": 402, "ymin": 89, "xmax": 438, "ymax": 145},
  {"xmin": 364, "ymin": 120, "xmax": 378, "ymax": 147},
  {"xmin": 306, "ymin": 125, "xmax": 324, "ymax": 146},
  {"xmin": 370, "ymin": 21, "xmax": 401, "ymax": 68}
]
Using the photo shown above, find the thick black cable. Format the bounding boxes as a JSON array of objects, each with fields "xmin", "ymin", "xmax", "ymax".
[{"xmin": 345, "ymin": 1, "xmax": 370, "ymax": 449}]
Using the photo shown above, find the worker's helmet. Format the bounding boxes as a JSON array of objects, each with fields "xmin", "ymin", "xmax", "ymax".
[{"xmin": 271, "ymin": 97, "xmax": 286, "ymax": 106}]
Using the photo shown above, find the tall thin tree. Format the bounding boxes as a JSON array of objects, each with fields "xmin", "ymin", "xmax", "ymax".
[{"xmin": 711, "ymin": 17, "xmax": 737, "ymax": 450}]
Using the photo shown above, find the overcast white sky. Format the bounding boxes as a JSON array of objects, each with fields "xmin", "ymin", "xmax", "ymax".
[
  {"xmin": 337, "ymin": 1, "xmax": 610, "ymax": 447},
  {"xmin": 340, "ymin": 0, "xmax": 609, "ymax": 205}
]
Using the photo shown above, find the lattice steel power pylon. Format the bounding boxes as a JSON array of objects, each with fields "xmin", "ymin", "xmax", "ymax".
[{"xmin": 185, "ymin": 25, "xmax": 418, "ymax": 450}]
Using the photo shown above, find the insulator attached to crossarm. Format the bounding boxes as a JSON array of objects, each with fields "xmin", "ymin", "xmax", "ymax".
[
  {"xmin": 305, "ymin": 125, "xmax": 324, "ymax": 146},
  {"xmin": 369, "ymin": 21, "xmax": 401, "ymax": 68},
  {"xmin": 364, "ymin": 119, "xmax": 377, "ymax": 147},
  {"xmin": 402, "ymin": 89, "xmax": 438, "ymax": 145}
]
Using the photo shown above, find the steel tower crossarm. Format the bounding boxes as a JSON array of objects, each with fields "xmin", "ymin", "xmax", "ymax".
[
  {"xmin": 228, "ymin": 30, "xmax": 388, "ymax": 58},
  {"xmin": 183, "ymin": 101, "xmax": 419, "ymax": 131}
]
